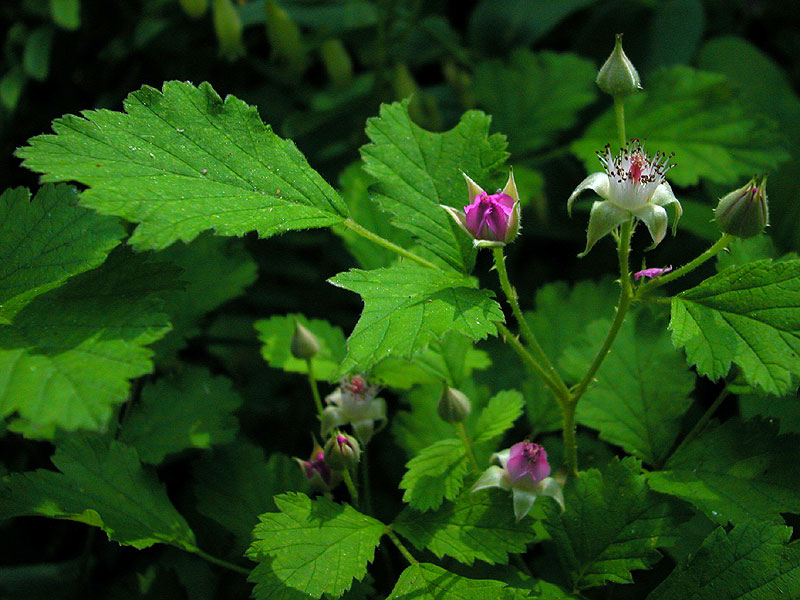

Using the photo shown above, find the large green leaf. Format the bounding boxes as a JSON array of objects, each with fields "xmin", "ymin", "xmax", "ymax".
[
  {"xmin": 561, "ymin": 315, "xmax": 694, "ymax": 465},
  {"xmin": 399, "ymin": 439, "xmax": 469, "ymax": 511},
  {"xmin": 647, "ymin": 418, "xmax": 800, "ymax": 526},
  {"xmin": 0, "ymin": 250, "xmax": 178, "ymax": 438},
  {"xmin": 247, "ymin": 493, "xmax": 384, "ymax": 599},
  {"xmin": 119, "ymin": 367, "xmax": 242, "ymax": 464},
  {"xmin": 0, "ymin": 184, "xmax": 123, "ymax": 323},
  {"xmin": 570, "ymin": 66, "xmax": 789, "ymax": 186},
  {"xmin": 473, "ymin": 50, "xmax": 596, "ymax": 156},
  {"xmin": 648, "ymin": 522, "xmax": 800, "ymax": 600},
  {"xmin": 329, "ymin": 263, "xmax": 503, "ymax": 372},
  {"xmin": 17, "ymin": 81, "xmax": 348, "ymax": 250},
  {"xmin": 361, "ymin": 101, "xmax": 508, "ymax": 272},
  {"xmin": 388, "ymin": 563, "xmax": 530, "ymax": 600},
  {"xmin": 670, "ymin": 259, "xmax": 800, "ymax": 396},
  {"xmin": 542, "ymin": 457, "xmax": 683, "ymax": 589},
  {"xmin": 0, "ymin": 434, "xmax": 195, "ymax": 550},
  {"xmin": 393, "ymin": 489, "xmax": 541, "ymax": 566},
  {"xmin": 473, "ymin": 390, "xmax": 524, "ymax": 444}
]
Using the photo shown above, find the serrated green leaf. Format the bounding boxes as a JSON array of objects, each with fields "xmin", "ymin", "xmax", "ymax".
[
  {"xmin": 247, "ymin": 493, "xmax": 384, "ymax": 599},
  {"xmin": 670, "ymin": 259, "xmax": 800, "ymax": 396},
  {"xmin": 17, "ymin": 81, "xmax": 348, "ymax": 250},
  {"xmin": 570, "ymin": 66, "xmax": 789, "ymax": 186},
  {"xmin": 249, "ymin": 557, "xmax": 312, "ymax": 600},
  {"xmin": 473, "ymin": 390, "xmax": 524, "ymax": 444},
  {"xmin": 388, "ymin": 563, "xmax": 530, "ymax": 600},
  {"xmin": 400, "ymin": 439, "xmax": 468, "ymax": 511},
  {"xmin": 739, "ymin": 389, "xmax": 800, "ymax": 435},
  {"xmin": 473, "ymin": 50, "xmax": 596, "ymax": 156},
  {"xmin": 255, "ymin": 314, "xmax": 346, "ymax": 381},
  {"xmin": 648, "ymin": 522, "xmax": 800, "ymax": 600},
  {"xmin": 647, "ymin": 418, "xmax": 800, "ymax": 526},
  {"xmin": 151, "ymin": 234, "xmax": 257, "ymax": 360},
  {"xmin": 118, "ymin": 367, "xmax": 242, "ymax": 464},
  {"xmin": 0, "ymin": 434, "xmax": 195, "ymax": 549},
  {"xmin": 0, "ymin": 249, "xmax": 178, "ymax": 438},
  {"xmin": 393, "ymin": 489, "xmax": 541, "ymax": 566},
  {"xmin": 561, "ymin": 315, "xmax": 694, "ymax": 465},
  {"xmin": 0, "ymin": 184, "xmax": 124, "ymax": 323},
  {"xmin": 330, "ymin": 263, "xmax": 503, "ymax": 372},
  {"xmin": 542, "ymin": 457, "xmax": 683, "ymax": 589},
  {"xmin": 361, "ymin": 101, "xmax": 508, "ymax": 272},
  {"xmin": 193, "ymin": 443, "xmax": 307, "ymax": 553}
]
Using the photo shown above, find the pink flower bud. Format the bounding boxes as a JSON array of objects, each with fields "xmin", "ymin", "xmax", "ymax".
[
  {"xmin": 295, "ymin": 438, "xmax": 334, "ymax": 492},
  {"xmin": 633, "ymin": 266, "xmax": 673, "ymax": 281},
  {"xmin": 505, "ymin": 441, "xmax": 551, "ymax": 490}
]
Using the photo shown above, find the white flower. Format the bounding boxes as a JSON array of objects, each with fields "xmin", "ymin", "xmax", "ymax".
[
  {"xmin": 471, "ymin": 441, "xmax": 564, "ymax": 521},
  {"xmin": 320, "ymin": 375, "xmax": 386, "ymax": 444},
  {"xmin": 567, "ymin": 140, "xmax": 682, "ymax": 256}
]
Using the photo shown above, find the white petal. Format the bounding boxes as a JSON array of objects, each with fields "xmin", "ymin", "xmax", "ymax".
[
  {"xmin": 567, "ymin": 172, "xmax": 610, "ymax": 216},
  {"xmin": 511, "ymin": 488, "xmax": 538, "ymax": 522},
  {"xmin": 491, "ymin": 448, "xmax": 512, "ymax": 469},
  {"xmin": 325, "ymin": 389, "xmax": 343, "ymax": 407},
  {"xmin": 462, "ymin": 172, "xmax": 486, "ymax": 201},
  {"xmin": 650, "ymin": 181, "xmax": 682, "ymax": 234},
  {"xmin": 320, "ymin": 407, "xmax": 345, "ymax": 437},
  {"xmin": 631, "ymin": 203, "xmax": 669, "ymax": 249},
  {"xmin": 580, "ymin": 200, "xmax": 630, "ymax": 257},
  {"xmin": 535, "ymin": 477, "xmax": 565, "ymax": 511},
  {"xmin": 471, "ymin": 466, "xmax": 511, "ymax": 493}
]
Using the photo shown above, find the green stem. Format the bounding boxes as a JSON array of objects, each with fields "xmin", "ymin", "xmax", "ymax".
[
  {"xmin": 342, "ymin": 468, "xmax": 360, "ymax": 507},
  {"xmin": 668, "ymin": 387, "xmax": 731, "ymax": 465},
  {"xmin": 306, "ymin": 359, "xmax": 324, "ymax": 420},
  {"xmin": 385, "ymin": 528, "xmax": 418, "ymax": 566},
  {"xmin": 342, "ymin": 218, "xmax": 439, "ymax": 270},
  {"xmin": 492, "ymin": 247, "xmax": 570, "ymax": 400},
  {"xmin": 561, "ymin": 400, "xmax": 579, "ymax": 477},
  {"xmin": 614, "ymin": 97, "xmax": 627, "ymax": 147},
  {"xmin": 571, "ymin": 220, "xmax": 634, "ymax": 404},
  {"xmin": 189, "ymin": 547, "xmax": 251, "ymax": 576},
  {"xmin": 637, "ymin": 234, "xmax": 734, "ymax": 296},
  {"xmin": 454, "ymin": 422, "xmax": 480, "ymax": 471}
]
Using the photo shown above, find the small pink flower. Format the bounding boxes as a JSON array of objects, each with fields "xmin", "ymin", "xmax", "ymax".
[
  {"xmin": 321, "ymin": 375, "xmax": 387, "ymax": 444},
  {"xmin": 633, "ymin": 266, "xmax": 673, "ymax": 281},
  {"xmin": 441, "ymin": 171, "xmax": 521, "ymax": 248},
  {"xmin": 505, "ymin": 441, "xmax": 551, "ymax": 489}
]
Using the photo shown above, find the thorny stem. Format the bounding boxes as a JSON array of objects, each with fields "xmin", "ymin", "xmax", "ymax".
[
  {"xmin": 454, "ymin": 422, "xmax": 480, "ymax": 471},
  {"xmin": 306, "ymin": 359, "xmax": 324, "ymax": 420},
  {"xmin": 385, "ymin": 527, "xmax": 418, "ymax": 566},
  {"xmin": 342, "ymin": 218, "xmax": 439, "ymax": 270},
  {"xmin": 637, "ymin": 234, "xmax": 735, "ymax": 296},
  {"xmin": 492, "ymin": 247, "xmax": 570, "ymax": 400},
  {"xmin": 189, "ymin": 547, "xmax": 251, "ymax": 576}
]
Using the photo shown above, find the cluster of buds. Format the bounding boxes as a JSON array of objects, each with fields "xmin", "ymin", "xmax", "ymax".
[{"xmin": 296, "ymin": 432, "xmax": 361, "ymax": 493}]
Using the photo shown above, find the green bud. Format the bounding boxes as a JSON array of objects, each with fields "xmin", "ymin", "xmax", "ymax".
[
  {"xmin": 320, "ymin": 38, "xmax": 353, "ymax": 88},
  {"xmin": 324, "ymin": 433, "xmax": 361, "ymax": 470},
  {"xmin": 290, "ymin": 319, "xmax": 320, "ymax": 360},
  {"xmin": 437, "ymin": 386, "xmax": 471, "ymax": 424},
  {"xmin": 715, "ymin": 175, "xmax": 769, "ymax": 238},
  {"xmin": 596, "ymin": 34, "xmax": 642, "ymax": 98},
  {"xmin": 179, "ymin": 0, "xmax": 208, "ymax": 19},
  {"xmin": 212, "ymin": 0, "xmax": 245, "ymax": 61},
  {"xmin": 264, "ymin": 0, "xmax": 308, "ymax": 74}
]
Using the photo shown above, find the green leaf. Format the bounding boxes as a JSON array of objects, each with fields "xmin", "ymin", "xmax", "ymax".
[
  {"xmin": 151, "ymin": 234, "xmax": 257, "ymax": 360},
  {"xmin": 473, "ymin": 50, "xmax": 596, "ymax": 156},
  {"xmin": 392, "ymin": 383, "xmax": 462, "ymax": 455},
  {"xmin": 393, "ymin": 489, "xmax": 541, "ymax": 566},
  {"xmin": 648, "ymin": 522, "xmax": 800, "ymax": 600},
  {"xmin": 0, "ymin": 250, "xmax": 178, "ymax": 438},
  {"xmin": 716, "ymin": 235, "xmax": 783, "ymax": 271},
  {"xmin": 0, "ymin": 184, "xmax": 124, "ymax": 323},
  {"xmin": 647, "ymin": 418, "xmax": 800, "ymax": 526},
  {"xmin": 118, "ymin": 367, "xmax": 242, "ymax": 464},
  {"xmin": 388, "ymin": 563, "xmax": 530, "ymax": 600},
  {"xmin": 17, "ymin": 81, "xmax": 348, "ymax": 250},
  {"xmin": 399, "ymin": 439, "xmax": 469, "ymax": 511},
  {"xmin": 561, "ymin": 315, "xmax": 694, "ymax": 465},
  {"xmin": 473, "ymin": 390, "xmax": 524, "ymax": 444},
  {"xmin": 193, "ymin": 443, "xmax": 307, "ymax": 553},
  {"xmin": 255, "ymin": 314, "xmax": 346, "ymax": 381},
  {"xmin": 330, "ymin": 263, "xmax": 503, "ymax": 372},
  {"xmin": 670, "ymin": 259, "xmax": 800, "ymax": 396},
  {"xmin": 361, "ymin": 101, "xmax": 508, "ymax": 272},
  {"xmin": 739, "ymin": 390, "xmax": 800, "ymax": 435},
  {"xmin": 570, "ymin": 66, "xmax": 789, "ymax": 187},
  {"xmin": 542, "ymin": 457, "xmax": 683, "ymax": 589},
  {"xmin": 247, "ymin": 493, "xmax": 384, "ymax": 599},
  {"xmin": 0, "ymin": 434, "xmax": 195, "ymax": 549}
]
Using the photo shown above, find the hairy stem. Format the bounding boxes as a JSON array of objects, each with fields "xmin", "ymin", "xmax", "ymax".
[
  {"xmin": 342, "ymin": 218, "xmax": 439, "ymax": 270},
  {"xmin": 385, "ymin": 527, "xmax": 418, "ymax": 566},
  {"xmin": 305, "ymin": 359, "xmax": 325, "ymax": 420},
  {"xmin": 342, "ymin": 468, "xmax": 360, "ymax": 508},
  {"xmin": 614, "ymin": 97, "xmax": 627, "ymax": 147},
  {"xmin": 496, "ymin": 323, "xmax": 568, "ymax": 404},
  {"xmin": 189, "ymin": 547, "xmax": 251, "ymax": 576},
  {"xmin": 561, "ymin": 400, "xmax": 579, "ymax": 478}
]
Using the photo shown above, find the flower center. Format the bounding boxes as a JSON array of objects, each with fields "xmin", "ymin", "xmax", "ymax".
[{"xmin": 521, "ymin": 442, "xmax": 541, "ymax": 464}]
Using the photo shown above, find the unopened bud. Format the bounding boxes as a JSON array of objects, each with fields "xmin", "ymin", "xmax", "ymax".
[
  {"xmin": 320, "ymin": 39, "xmax": 353, "ymax": 88},
  {"xmin": 212, "ymin": 0, "xmax": 245, "ymax": 60},
  {"xmin": 264, "ymin": 0, "xmax": 308, "ymax": 74},
  {"xmin": 437, "ymin": 386, "xmax": 471, "ymax": 423},
  {"xmin": 290, "ymin": 319, "xmax": 320, "ymax": 360},
  {"xmin": 596, "ymin": 34, "xmax": 642, "ymax": 98},
  {"xmin": 715, "ymin": 175, "xmax": 769, "ymax": 238},
  {"xmin": 324, "ymin": 433, "xmax": 361, "ymax": 470}
]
